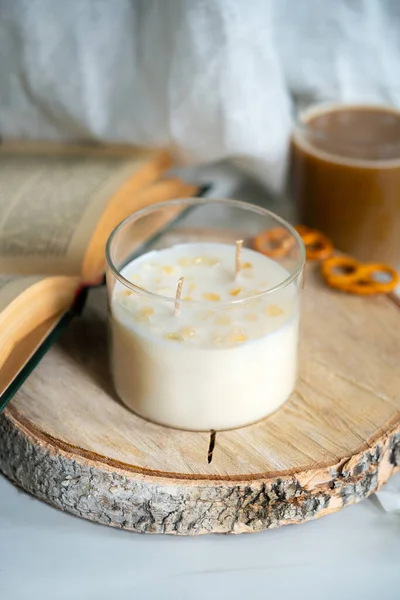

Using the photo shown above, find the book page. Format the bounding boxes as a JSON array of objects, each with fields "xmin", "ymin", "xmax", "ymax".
[
  {"xmin": 0, "ymin": 314, "xmax": 62, "ymax": 400},
  {"xmin": 0, "ymin": 274, "xmax": 45, "ymax": 313},
  {"xmin": 0, "ymin": 272, "xmax": 79, "ymax": 399},
  {"xmin": 0, "ymin": 154, "xmax": 146, "ymax": 276}
]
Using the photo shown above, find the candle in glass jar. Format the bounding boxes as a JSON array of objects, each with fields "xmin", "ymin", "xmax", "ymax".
[{"xmin": 110, "ymin": 242, "xmax": 299, "ymax": 431}]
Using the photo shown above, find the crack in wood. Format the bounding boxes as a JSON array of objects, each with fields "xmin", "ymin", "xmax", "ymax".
[{"xmin": 207, "ymin": 430, "xmax": 216, "ymax": 464}]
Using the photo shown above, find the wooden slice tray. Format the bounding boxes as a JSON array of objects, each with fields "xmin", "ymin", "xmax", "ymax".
[{"xmin": 1, "ymin": 263, "xmax": 400, "ymax": 535}]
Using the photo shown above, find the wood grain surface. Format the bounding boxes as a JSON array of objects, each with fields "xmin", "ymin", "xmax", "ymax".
[{"xmin": 1, "ymin": 261, "xmax": 399, "ymax": 534}]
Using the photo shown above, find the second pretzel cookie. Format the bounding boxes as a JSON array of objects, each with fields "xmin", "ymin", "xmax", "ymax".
[
  {"xmin": 321, "ymin": 256, "xmax": 399, "ymax": 295},
  {"xmin": 294, "ymin": 226, "xmax": 334, "ymax": 260}
]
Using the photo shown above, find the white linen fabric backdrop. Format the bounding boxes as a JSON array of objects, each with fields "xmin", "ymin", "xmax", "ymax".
[{"xmin": 1, "ymin": 0, "xmax": 400, "ymax": 195}]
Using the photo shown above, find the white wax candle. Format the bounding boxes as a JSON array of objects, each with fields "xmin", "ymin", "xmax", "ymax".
[{"xmin": 110, "ymin": 242, "xmax": 299, "ymax": 431}]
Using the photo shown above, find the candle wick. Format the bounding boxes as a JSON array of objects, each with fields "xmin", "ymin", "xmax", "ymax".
[
  {"xmin": 235, "ymin": 239, "xmax": 243, "ymax": 278},
  {"xmin": 174, "ymin": 276, "xmax": 184, "ymax": 316}
]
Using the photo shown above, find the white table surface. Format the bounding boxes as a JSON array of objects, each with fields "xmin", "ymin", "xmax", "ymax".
[{"xmin": 1, "ymin": 168, "xmax": 400, "ymax": 599}]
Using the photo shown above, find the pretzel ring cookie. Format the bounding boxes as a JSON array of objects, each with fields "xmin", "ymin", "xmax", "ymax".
[
  {"xmin": 294, "ymin": 225, "xmax": 334, "ymax": 260},
  {"xmin": 321, "ymin": 256, "xmax": 399, "ymax": 295},
  {"xmin": 321, "ymin": 256, "xmax": 361, "ymax": 285},
  {"xmin": 253, "ymin": 227, "xmax": 295, "ymax": 258}
]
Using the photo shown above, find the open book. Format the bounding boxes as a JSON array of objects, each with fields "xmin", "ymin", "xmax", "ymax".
[{"xmin": 0, "ymin": 143, "xmax": 201, "ymax": 404}]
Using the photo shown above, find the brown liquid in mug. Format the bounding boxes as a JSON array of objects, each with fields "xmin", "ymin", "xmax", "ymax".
[{"xmin": 291, "ymin": 104, "xmax": 400, "ymax": 265}]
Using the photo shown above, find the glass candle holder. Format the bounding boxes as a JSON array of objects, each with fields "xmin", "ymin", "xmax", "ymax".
[{"xmin": 106, "ymin": 198, "xmax": 305, "ymax": 431}]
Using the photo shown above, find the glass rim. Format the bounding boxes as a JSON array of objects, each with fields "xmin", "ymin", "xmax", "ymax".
[
  {"xmin": 294, "ymin": 100, "xmax": 400, "ymax": 151},
  {"xmin": 105, "ymin": 197, "xmax": 306, "ymax": 307}
]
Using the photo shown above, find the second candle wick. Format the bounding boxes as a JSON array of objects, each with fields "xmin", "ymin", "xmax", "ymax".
[
  {"xmin": 235, "ymin": 239, "xmax": 243, "ymax": 277},
  {"xmin": 174, "ymin": 276, "xmax": 185, "ymax": 316}
]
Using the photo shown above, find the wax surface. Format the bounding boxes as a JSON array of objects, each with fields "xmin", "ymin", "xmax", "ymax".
[{"xmin": 110, "ymin": 243, "xmax": 300, "ymax": 431}]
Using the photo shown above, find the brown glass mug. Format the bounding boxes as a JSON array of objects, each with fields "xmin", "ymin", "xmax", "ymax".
[{"xmin": 289, "ymin": 101, "xmax": 400, "ymax": 267}]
